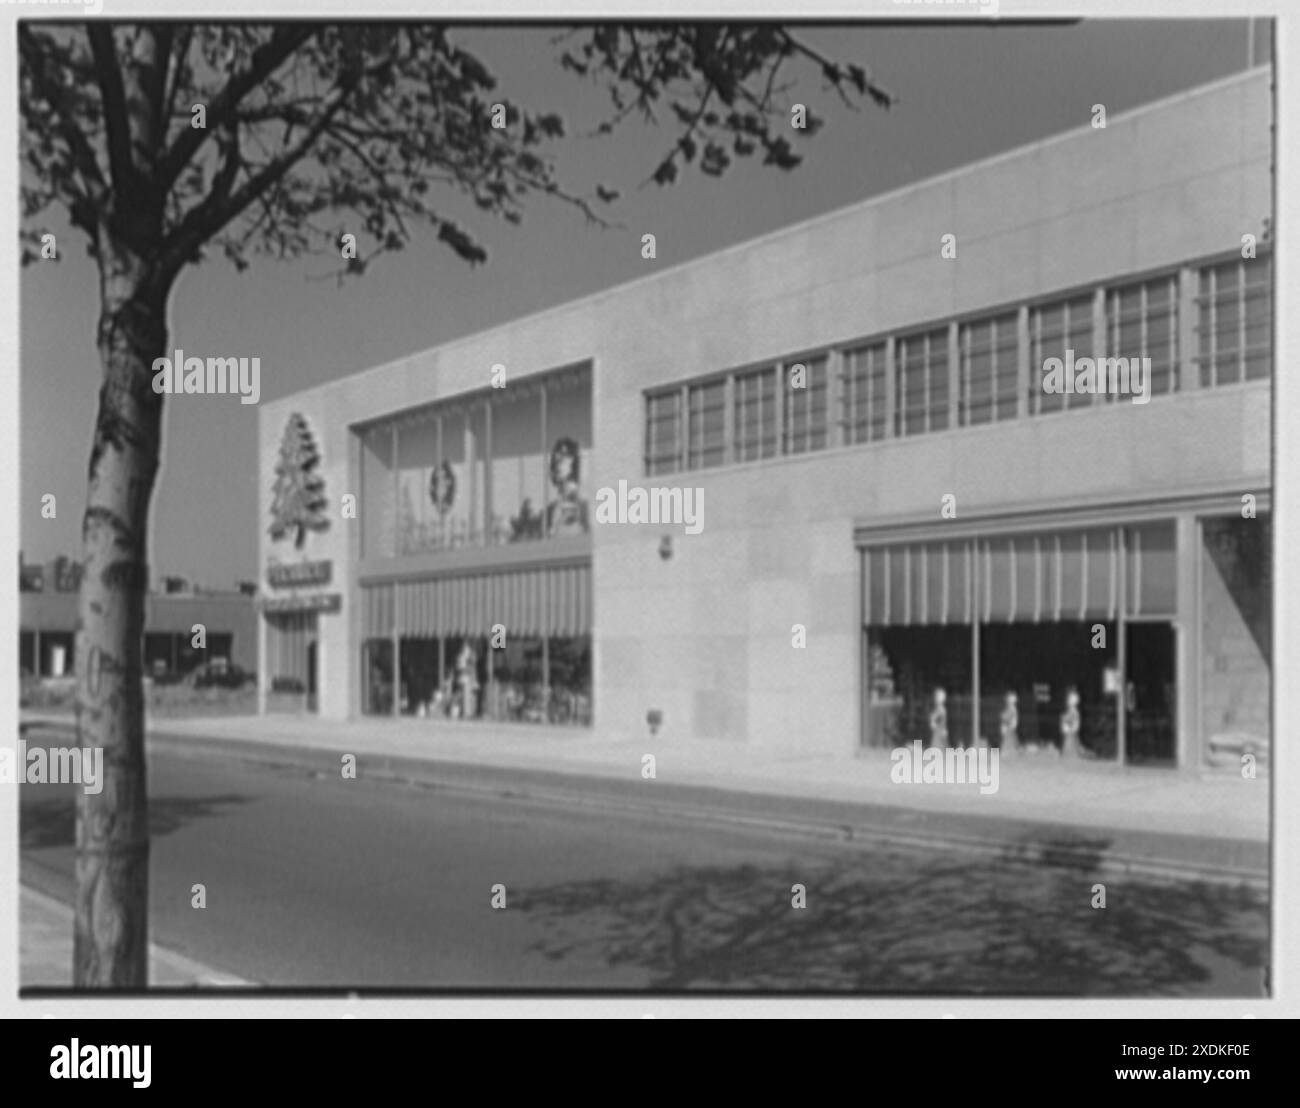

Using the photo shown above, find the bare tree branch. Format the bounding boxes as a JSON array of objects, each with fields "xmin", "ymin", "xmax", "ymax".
[
  {"xmin": 155, "ymin": 24, "xmax": 318, "ymax": 195},
  {"xmin": 87, "ymin": 25, "xmax": 138, "ymax": 192},
  {"xmin": 136, "ymin": 25, "xmax": 174, "ymax": 165},
  {"xmin": 161, "ymin": 67, "xmax": 357, "ymax": 274}
]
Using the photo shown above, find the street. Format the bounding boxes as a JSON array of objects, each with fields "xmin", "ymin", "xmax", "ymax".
[{"xmin": 19, "ymin": 729, "xmax": 1268, "ymax": 994}]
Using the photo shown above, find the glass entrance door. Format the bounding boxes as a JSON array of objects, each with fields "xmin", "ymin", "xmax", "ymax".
[
  {"xmin": 267, "ymin": 611, "xmax": 319, "ymax": 713},
  {"xmin": 306, "ymin": 640, "xmax": 318, "ymax": 713}
]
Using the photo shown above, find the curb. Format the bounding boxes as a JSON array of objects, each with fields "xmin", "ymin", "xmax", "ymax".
[{"xmin": 21, "ymin": 885, "xmax": 255, "ymax": 988}]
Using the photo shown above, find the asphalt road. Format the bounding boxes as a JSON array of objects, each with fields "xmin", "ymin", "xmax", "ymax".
[{"xmin": 19, "ymin": 734, "xmax": 1269, "ymax": 994}]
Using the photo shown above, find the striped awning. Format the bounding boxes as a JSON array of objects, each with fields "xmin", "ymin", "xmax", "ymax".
[
  {"xmin": 362, "ymin": 582, "xmax": 395, "ymax": 636},
  {"xmin": 362, "ymin": 562, "xmax": 590, "ymax": 638},
  {"xmin": 861, "ymin": 523, "xmax": 1175, "ymax": 626}
]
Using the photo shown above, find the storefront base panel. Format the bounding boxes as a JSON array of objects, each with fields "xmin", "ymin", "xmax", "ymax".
[
  {"xmin": 1200, "ymin": 514, "xmax": 1271, "ymax": 768},
  {"xmin": 597, "ymin": 627, "xmax": 857, "ymax": 757}
]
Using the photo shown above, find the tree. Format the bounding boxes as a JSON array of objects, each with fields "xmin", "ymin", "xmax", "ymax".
[
  {"xmin": 268, "ymin": 412, "xmax": 330, "ymax": 549},
  {"xmin": 19, "ymin": 21, "xmax": 891, "ymax": 986}
]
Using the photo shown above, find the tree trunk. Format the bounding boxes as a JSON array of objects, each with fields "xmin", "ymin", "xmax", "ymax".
[{"xmin": 73, "ymin": 245, "xmax": 170, "ymax": 987}]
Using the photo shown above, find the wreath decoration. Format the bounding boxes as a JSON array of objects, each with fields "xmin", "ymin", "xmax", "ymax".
[
  {"xmin": 429, "ymin": 459, "xmax": 456, "ymax": 516},
  {"xmin": 549, "ymin": 436, "xmax": 581, "ymax": 489}
]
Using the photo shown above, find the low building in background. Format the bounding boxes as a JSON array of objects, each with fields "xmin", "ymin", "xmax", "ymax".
[{"xmin": 17, "ymin": 554, "xmax": 257, "ymax": 681}]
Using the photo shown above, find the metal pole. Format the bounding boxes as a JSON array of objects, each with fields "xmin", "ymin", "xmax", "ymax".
[
  {"xmin": 1116, "ymin": 527, "xmax": 1127, "ymax": 765},
  {"xmin": 542, "ymin": 636, "xmax": 550, "ymax": 723},
  {"xmin": 539, "ymin": 381, "xmax": 549, "ymax": 533},
  {"xmin": 435, "ymin": 415, "xmax": 443, "ymax": 550},
  {"xmin": 391, "ymin": 421, "xmax": 399, "ymax": 557},
  {"xmin": 392, "ymin": 583, "xmax": 401, "ymax": 719},
  {"xmin": 484, "ymin": 398, "xmax": 493, "ymax": 545},
  {"xmin": 971, "ymin": 541, "xmax": 980, "ymax": 748},
  {"xmin": 392, "ymin": 631, "xmax": 400, "ymax": 718},
  {"xmin": 486, "ymin": 629, "xmax": 494, "ymax": 718},
  {"xmin": 465, "ymin": 410, "xmax": 476, "ymax": 545}
]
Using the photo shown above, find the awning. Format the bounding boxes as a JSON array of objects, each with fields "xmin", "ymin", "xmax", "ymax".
[
  {"xmin": 363, "ymin": 562, "xmax": 591, "ymax": 638},
  {"xmin": 861, "ymin": 523, "xmax": 1174, "ymax": 626},
  {"xmin": 362, "ymin": 582, "xmax": 395, "ymax": 637}
]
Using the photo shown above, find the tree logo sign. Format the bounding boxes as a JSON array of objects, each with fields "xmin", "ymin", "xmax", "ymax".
[{"xmin": 269, "ymin": 413, "xmax": 330, "ymax": 549}]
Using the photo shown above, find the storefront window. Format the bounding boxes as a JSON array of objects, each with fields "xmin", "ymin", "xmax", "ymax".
[
  {"xmin": 979, "ymin": 621, "xmax": 1118, "ymax": 757},
  {"xmin": 360, "ymin": 425, "xmax": 395, "ymax": 559},
  {"xmin": 357, "ymin": 556, "xmax": 591, "ymax": 727},
  {"xmin": 488, "ymin": 635, "xmax": 546, "ymax": 722},
  {"xmin": 490, "ymin": 388, "xmax": 548, "ymax": 543},
  {"xmin": 867, "ymin": 626, "xmax": 973, "ymax": 749},
  {"xmin": 547, "ymin": 635, "xmax": 592, "ymax": 725},
  {"xmin": 540, "ymin": 373, "xmax": 593, "ymax": 541},
  {"xmin": 358, "ymin": 365, "xmax": 592, "ymax": 558},
  {"xmin": 861, "ymin": 525, "xmax": 1179, "ymax": 761},
  {"xmin": 399, "ymin": 636, "xmax": 443, "ymax": 716},
  {"xmin": 361, "ymin": 638, "xmax": 393, "ymax": 716}
]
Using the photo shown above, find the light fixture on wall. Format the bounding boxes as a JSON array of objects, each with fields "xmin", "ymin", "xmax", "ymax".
[{"xmin": 658, "ymin": 534, "xmax": 673, "ymax": 561}]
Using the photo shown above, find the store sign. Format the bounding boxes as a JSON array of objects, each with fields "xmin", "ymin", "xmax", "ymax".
[
  {"xmin": 260, "ymin": 592, "xmax": 342, "ymax": 614},
  {"xmin": 267, "ymin": 559, "xmax": 332, "ymax": 589},
  {"xmin": 268, "ymin": 412, "xmax": 330, "ymax": 549}
]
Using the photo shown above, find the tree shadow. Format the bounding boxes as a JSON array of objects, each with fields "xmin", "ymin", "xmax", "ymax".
[
  {"xmin": 519, "ymin": 848, "xmax": 1268, "ymax": 995},
  {"xmin": 20, "ymin": 793, "xmax": 252, "ymax": 852}
]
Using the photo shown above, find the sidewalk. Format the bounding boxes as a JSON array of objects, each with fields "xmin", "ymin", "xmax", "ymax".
[
  {"xmin": 20, "ymin": 885, "xmax": 251, "ymax": 989},
  {"xmin": 22, "ymin": 710, "xmax": 1269, "ymax": 882}
]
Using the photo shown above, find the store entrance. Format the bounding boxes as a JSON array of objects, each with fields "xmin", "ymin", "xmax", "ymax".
[
  {"xmin": 306, "ymin": 640, "xmax": 318, "ymax": 713},
  {"xmin": 266, "ymin": 611, "xmax": 319, "ymax": 714},
  {"xmin": 1125, "ymin": 622, "xmax": 1176, "ymax": 765}
]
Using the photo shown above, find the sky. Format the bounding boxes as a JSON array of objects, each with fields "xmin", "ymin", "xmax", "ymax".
[{"xmin": 19, "ymin": 18, "xmax": 1270, "ymax": 589}]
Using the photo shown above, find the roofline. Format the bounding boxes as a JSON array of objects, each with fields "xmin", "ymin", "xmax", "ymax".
[{"xmin": 267, "ymin": 64, "xmax": 1271, "ymax": 408}]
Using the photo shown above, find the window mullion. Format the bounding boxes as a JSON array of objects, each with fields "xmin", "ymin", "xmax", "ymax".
[
  {"xmin": 1208, "ymin": 268, "xmax": 1217, "ymax": 387},
  {"xmin": 1238, "ymin": 261, "xmax": 1248, "ymax": 383}
]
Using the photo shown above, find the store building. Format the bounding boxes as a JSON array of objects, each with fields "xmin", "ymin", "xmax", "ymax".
[
  {"xmin": 19, "ymin": 580, "xmax": 257, "ymax": 680},
  {"xmin": 258, "ymin": 67, "xmax": 1272, "ymax": 771}
]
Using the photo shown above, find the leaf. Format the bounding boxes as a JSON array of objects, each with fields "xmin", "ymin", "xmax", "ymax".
[
  {"xmin": 560, "ymin": 52, "xmax": 588, "ymax": 76},
  {"xmin": 651, "ymin": 158, "xmax": 677, "ymax": 186},
  {"xmin": 537, "ymin": 112, "xmax": 565, "ymax": 138},
  {"xmin": 437, "ymin": 220, "xmax": 487, "ymax": 264},
  {"xmin": 700, "ymin": 141, "xmax": 730, "ymax": 177}
]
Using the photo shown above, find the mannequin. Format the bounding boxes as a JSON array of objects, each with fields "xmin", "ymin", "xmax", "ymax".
[
  {"xmin": 1000, "ymin": 691, "xmax": 1020, "ymax": 755},
  {"xmin": 1060, "ymin": 687, "xmax": 1081, "ymax": 758},
  {"xmin": 929, "ymin": 687, "xmax": 948, "ymax": 749}
]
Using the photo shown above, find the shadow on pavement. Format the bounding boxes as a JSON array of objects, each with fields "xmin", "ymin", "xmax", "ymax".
[
  {"xmin": 521, "ymin": 850, "xmax": 1268, "ymax": 995},
  {"xmin": 20, "ymin": 793, "xmax": 253, "ymax": 852}
]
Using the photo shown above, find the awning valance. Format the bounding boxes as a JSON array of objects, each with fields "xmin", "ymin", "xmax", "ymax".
[
  {"xmin": 363, "ymin": 562, "xmax": 591, "ymax": 639},
  {"xmin": 861, "ymin": 523, "xmax": 1174, "ymax": 626}
]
